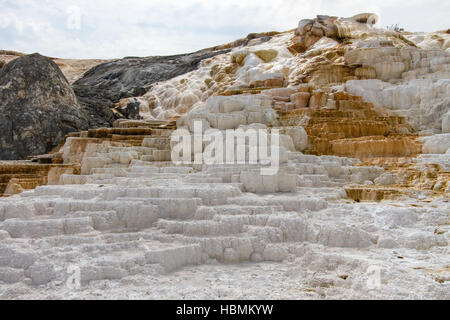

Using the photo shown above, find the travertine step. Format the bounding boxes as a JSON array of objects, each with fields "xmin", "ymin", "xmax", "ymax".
[
  {"xmin": 0, "ymin": 162, "xmax": 79, "ymax": 196},
  {"xmin": 279, "ymin": 90, "xmax": 420, "ymax": 158},
  {"xmin": 345, "ymin": 187, "xmax": 403, "ymax": 201}
]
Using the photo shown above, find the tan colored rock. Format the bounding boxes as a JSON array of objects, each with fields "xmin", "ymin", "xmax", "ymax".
[
  {"xmin": 264, "ymin": 78, "xmax": 285, "ymax": 88},
  {"xmin": 309, "ymin": 90, "xmax": 327, "ymax": 109},
  {"xmin": 308, "ymin": 65, "xmax": 350, "ymax": 85},
  {"xmin": 291, "ymin": 92, "xmax": 311, "ymax": 108},
  {"xmin": 297, "ymin": 84, "xmax": 313, "ymax": 93},
  {"xmin": 3, "ymin": 180, "xmax": 24, "ymax": 196},
  {"xmin": 231, "ymin": 50, "xmax": 250, "ymax": 65},
  {"xmin": 355, "ymin": 67, "xmax": 376, "ymax": 79},
  {"xmin": 47, "ymin": 167, "xmax": 74, "ymax": 185},
  {"xmin": 262, "ymin": 88, "xmax": 297, "ymax": 97},
  {"xmin": 253, "ymin": 49, "xmax": 278, "ymax": 63},
  {"xmin": 331, "ymin": 136, "xmax": 422, "ymax": 158}
]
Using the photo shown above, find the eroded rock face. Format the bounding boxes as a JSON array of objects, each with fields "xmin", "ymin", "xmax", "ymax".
[
  {"xmin": 0, "ymin": 54, "xmax": 90, "ymax": 160},
  {"xmin": 73, "ymin": 49, "xmax": 230, "ymax": 122},
  {"xmin": 294, "ymin": 13, "xmax": 379, "ymax": 51}
]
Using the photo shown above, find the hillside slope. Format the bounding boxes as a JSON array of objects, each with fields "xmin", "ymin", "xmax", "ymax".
[{"xmin": 0, "ymin": 13, "xmax": 448, "ymax": 300}]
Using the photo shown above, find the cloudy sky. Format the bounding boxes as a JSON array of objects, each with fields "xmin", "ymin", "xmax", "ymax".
[{"xmin": 0, "ymin": 0, "xmax": 448, "ymax": 59}]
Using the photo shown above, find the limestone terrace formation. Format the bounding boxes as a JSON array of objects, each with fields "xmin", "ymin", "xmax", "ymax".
[{"xmin": 0, "ymin": 13, "xmax": 448, "ymax": 300}]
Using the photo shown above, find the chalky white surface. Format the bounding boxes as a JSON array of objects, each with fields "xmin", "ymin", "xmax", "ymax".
[{"xmin": 0, "ymin": 144, "xmax": 448, "ymax": 299}]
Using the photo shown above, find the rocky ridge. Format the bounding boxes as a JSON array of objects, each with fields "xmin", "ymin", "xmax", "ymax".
[{"xmin": 0, "ymin": 50, "xmax": 108, "ymax": 84}]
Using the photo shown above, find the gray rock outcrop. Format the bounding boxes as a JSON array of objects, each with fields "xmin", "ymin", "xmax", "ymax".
[
  {"xmin": 72, "ymin": 49, "xmax": 230, "ymax": 120},
  {"xmin": 0, "ymin": 53, "xmax": 89, "ymax": 160}
]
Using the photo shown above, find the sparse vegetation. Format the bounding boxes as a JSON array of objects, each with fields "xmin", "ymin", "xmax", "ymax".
[{"xmin": 386, "ymin": 23, "xmax": 405, "ymax": 32}]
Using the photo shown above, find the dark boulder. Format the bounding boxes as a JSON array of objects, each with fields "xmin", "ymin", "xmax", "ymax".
[{"xmin": 0, "ymin": 53, "xmax": 89, "ymax": 160}]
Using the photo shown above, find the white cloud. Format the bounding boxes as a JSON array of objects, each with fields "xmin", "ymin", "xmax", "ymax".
[{"xmin": 0, "ymin": 0, "xmax": 448, "ymax": 59}]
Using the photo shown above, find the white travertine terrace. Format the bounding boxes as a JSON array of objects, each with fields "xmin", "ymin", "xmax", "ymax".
[
  {"xmin": 128, "ymin": 19, "xmax": 450, "ymax": 139},
  {"xmin": 1, "ymin": 127, "xmax": 449, "ymax": 299},
  {"xmin": 0, "ymin": 134, "xmax": 448, "ymax": 299},
  {"xmin": 0, "ymin": 13, "xmax": 449, "ymax": 299}
]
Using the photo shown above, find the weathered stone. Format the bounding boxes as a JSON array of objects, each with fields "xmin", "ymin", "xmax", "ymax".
[
  {"xmin": 73, "ymin": 49, "xmax": 230, "ymax": 124},
  {"xmin": 0, "ymin": 54, "xmax": 89, "ymax": 160},
  {"xmin": 291, "ymin": 92, "xmax": 311, "ymax": 108}
]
